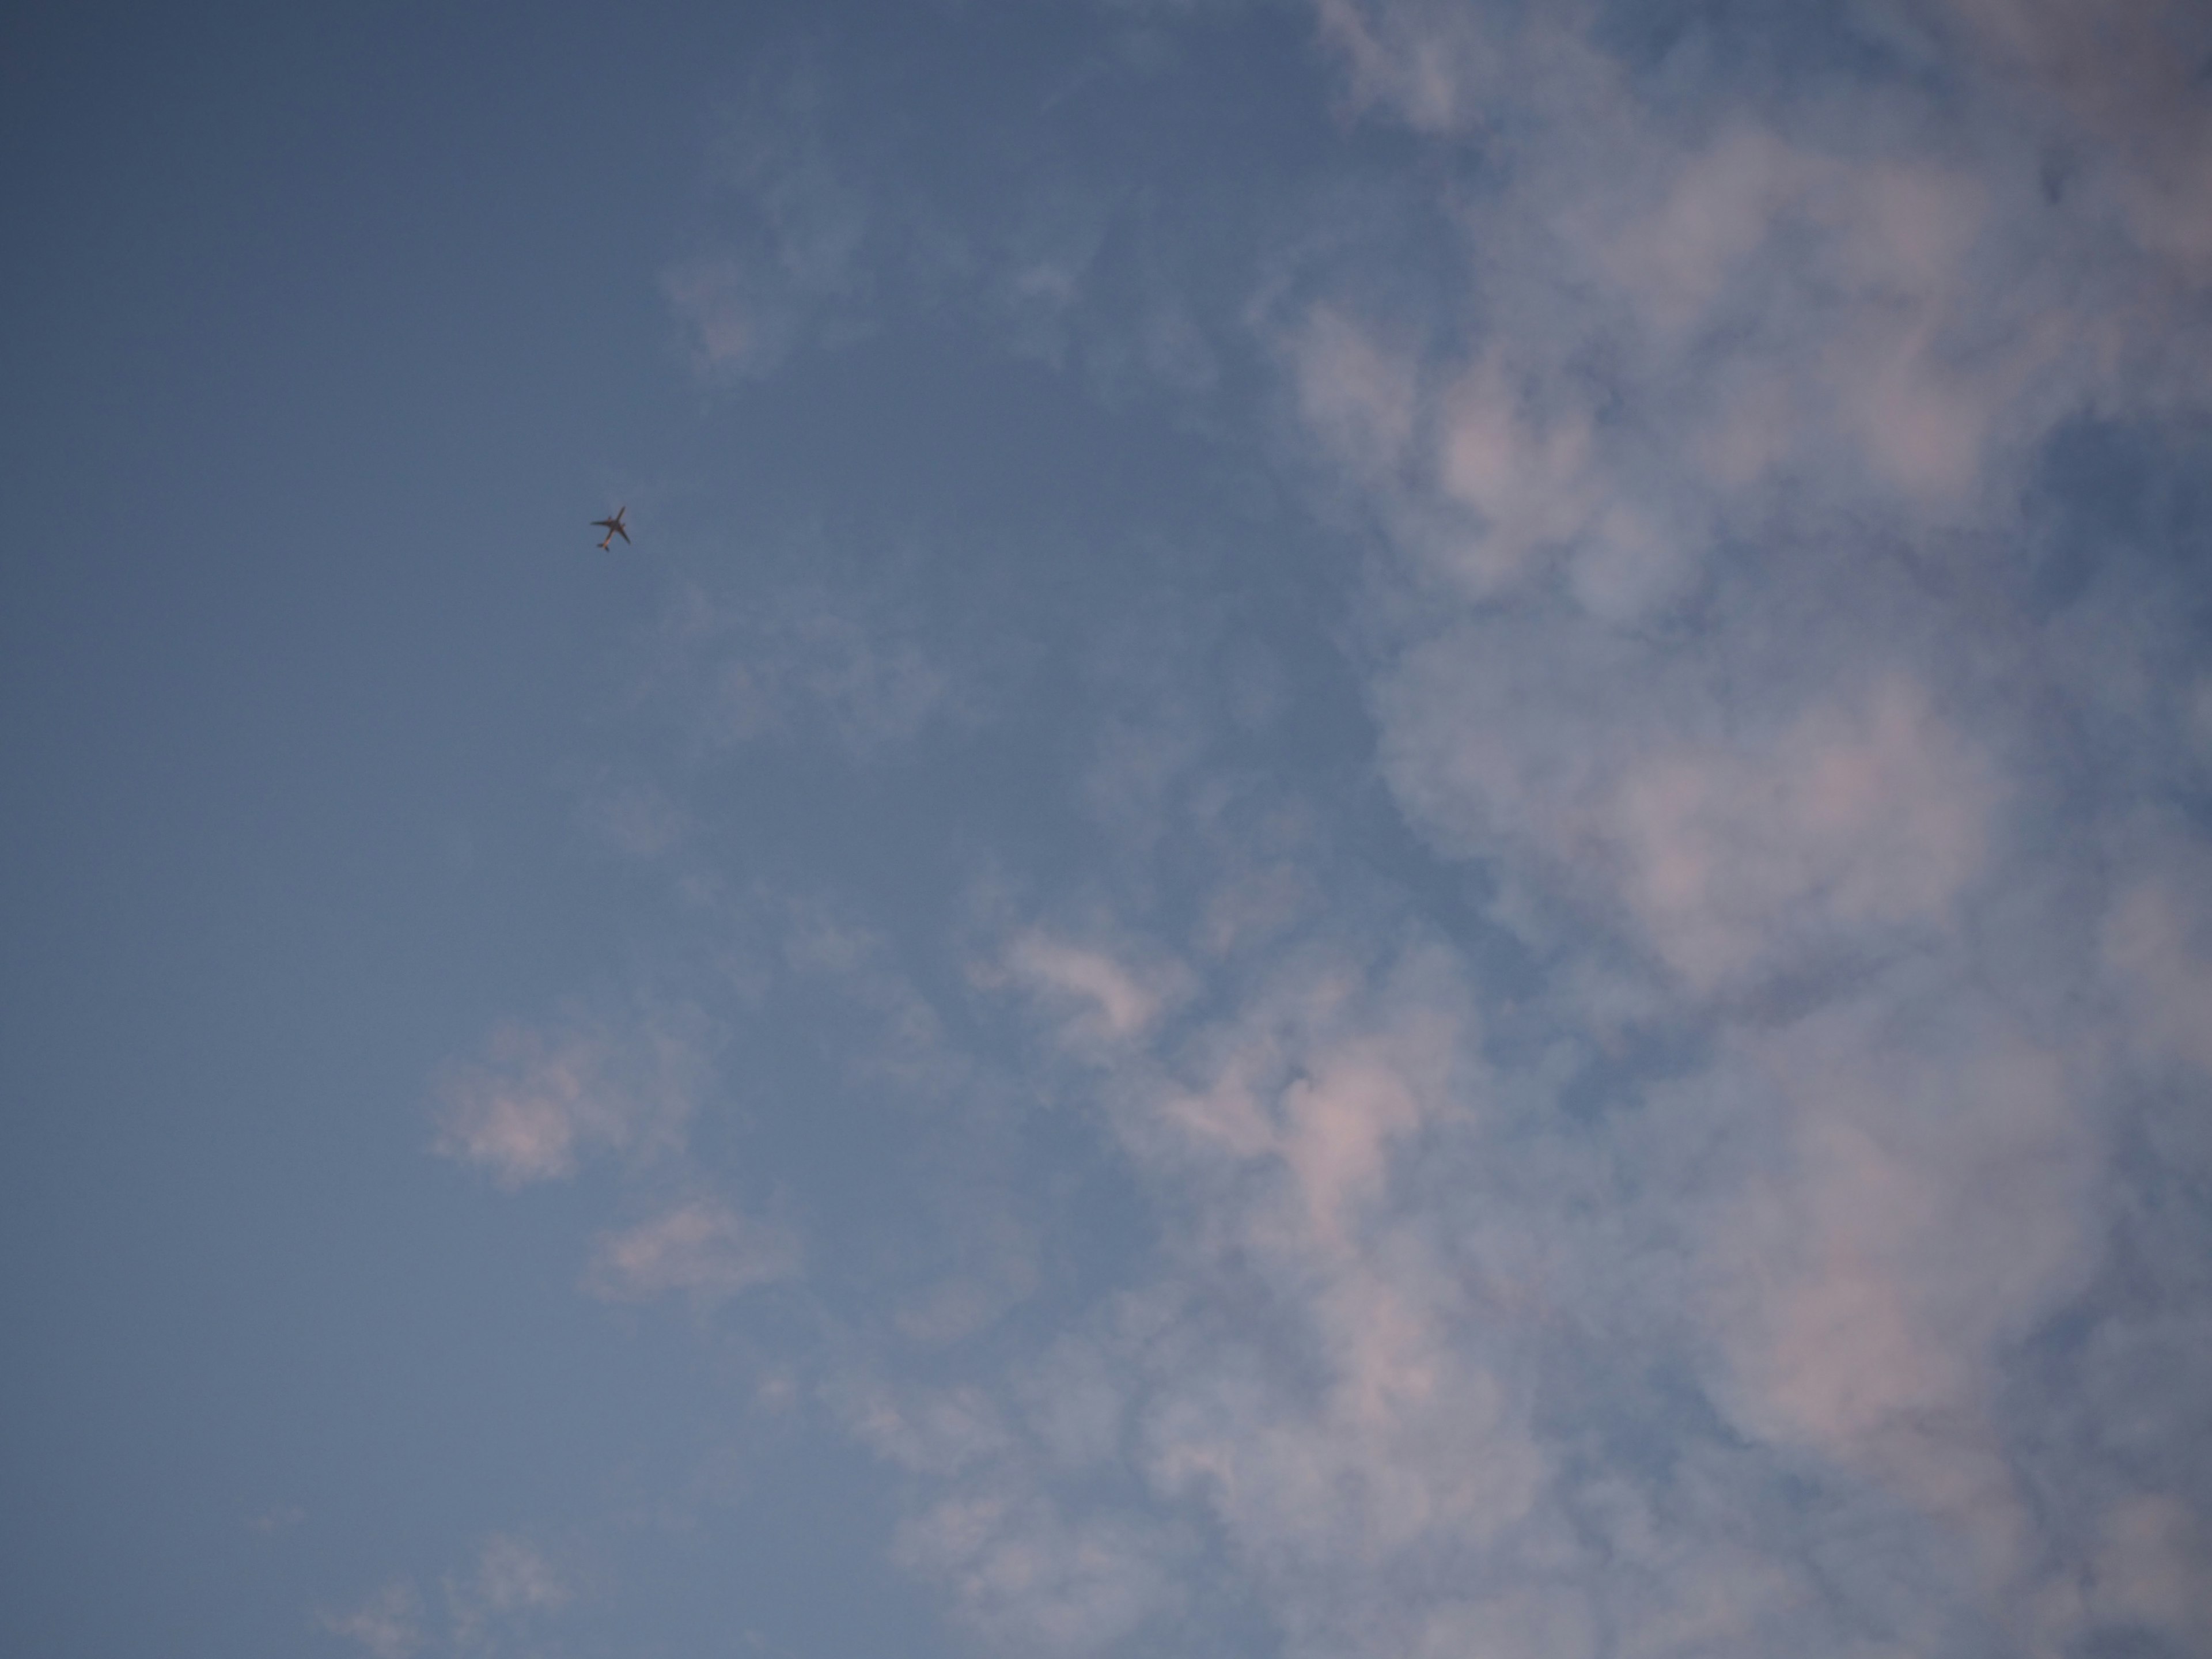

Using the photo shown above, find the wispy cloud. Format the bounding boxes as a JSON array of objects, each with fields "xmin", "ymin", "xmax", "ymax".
[
  {"xmin": 325, "ymin": 1537, "xmax": 572, "ymax": 1659},
  {"xmin": 320, "ymin": 1581, "xmax": 423, "ymax": 1659},
  {"xmin": 447, "ymin": 1534, "xmax": 571, "ymax": 1648},
  {"xmin": 892, "ymin": 1487, "xmax": 1186, "ymax": 1657},
  {"xmin": 997, "ymin": 930, "xmax": 1181, "ymax": 1046},
  {"xmin": 582, "ymin": 1196, "xmax": 800, "ymax": 1304},
  {"xmin": 666, "ymin": 56, "xmax": 882, "ymax": 381},
  {"xmin": 431, "ymin": 1003, "xmax": 710, "ymax": 1188},
  {"xmin": 648, "ymin": 572, "xmax": 983, "ymax": 765}
]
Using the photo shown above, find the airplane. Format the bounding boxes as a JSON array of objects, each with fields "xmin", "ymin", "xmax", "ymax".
[{"xmin": 592, "ymin": 506, "xmax": 630, "ymax": 550}]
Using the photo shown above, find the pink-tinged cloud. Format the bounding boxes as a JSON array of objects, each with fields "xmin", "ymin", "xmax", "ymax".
[
  {"xmin": 1001, "ymin": 932, "xmax": 1176, "ymax": 1047},
  {"xmin": 870, "ymin": 941, "xmax": 1550, "ymax": 1649},
  {"xmin": 662, "ymin": 257, "xmax": 763, "ymax": 377},
  {"xmin": 1379, "ymin": 650, "xmax": 2001, "ymax": 999},
  {"xmin": 1611, "ymin": 675, "xmax": 1999, "ymax": 993},
  {"xmin": 1289, "ymin": 306, "xmax": 1419, "ymax": 485},
  {"xmin": 1312, "ymin": 0, "xmax": 1508, "ymax": 135},
  {"xmin": 1286, "ymin": 0, "xmax": 2210, "ymax": 632},
  {"xmin": 582, "ymin": 1199, "xmax": 798, "ymax": 1304},
  {"xmin": 1692, "ymin": 990, "xmax": 2100, "ymax": 1592},
  {"xmin": 1431, "ymin": 354, "xmax": 1601, "ymax": 592},
  {"xmin": 892, "ymin": 1489, "xmax": 1183, "ymax": 1656},
  {"xmin": 1114, "ymin": 950, "xmax": 1548, "ymax": 1590},
  {"xmin": 432, "ymin": 1008, "xmax": 707, "ymax": 1188},
  {"xmin": 2079, "ymin": 1493, "xmax": 2212, "ymax": 1641},
  {"xmin": 835, "ymin": 1377, "xmax": 1012, "ymax": 1477}
]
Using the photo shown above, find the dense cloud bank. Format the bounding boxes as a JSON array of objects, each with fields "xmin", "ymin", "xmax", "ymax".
[{"xmin": 414, "ymin": 3, "xmax": 2212, "ymax": 1656}]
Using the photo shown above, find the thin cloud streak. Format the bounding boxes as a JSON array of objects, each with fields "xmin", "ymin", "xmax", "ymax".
[{"xmin": 582, "ymin": 1198, "xmax": 800, "ymax": 1305}]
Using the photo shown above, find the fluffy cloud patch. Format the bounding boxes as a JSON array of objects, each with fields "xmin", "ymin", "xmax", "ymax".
[{"xmin": 431, "ymin": 5, "xmax": 2212, "ymax": 1656}]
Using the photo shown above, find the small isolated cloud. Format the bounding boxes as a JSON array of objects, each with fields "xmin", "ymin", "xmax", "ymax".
[
  {"xmin": 248, "ymin": 1502, "xmax": 304, "ymax": 1535},
  {"xmin": 664, "ymin": 256, "xmax": 778, "ymax": 381},
  {"xmin": 581, "ymin": 1198, "xmax": 800, "ymax": 1304},
  {"xmin": 432, "ymin": 1005, "xmax": 709, "ymax": 1188}
]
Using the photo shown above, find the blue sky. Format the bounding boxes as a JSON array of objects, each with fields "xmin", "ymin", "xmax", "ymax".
[{"xmin": 5, "ymin": 1, "xmax": 2212, "ymax": 1656}]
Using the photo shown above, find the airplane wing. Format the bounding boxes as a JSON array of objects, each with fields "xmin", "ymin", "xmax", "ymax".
[
  {"xmin": 613, "ymin": 522, "xmax": 630, "ymax": 543},
  {"xmin": 592, "ymin": 517, "xmax": 618, "ymax": 531}
]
